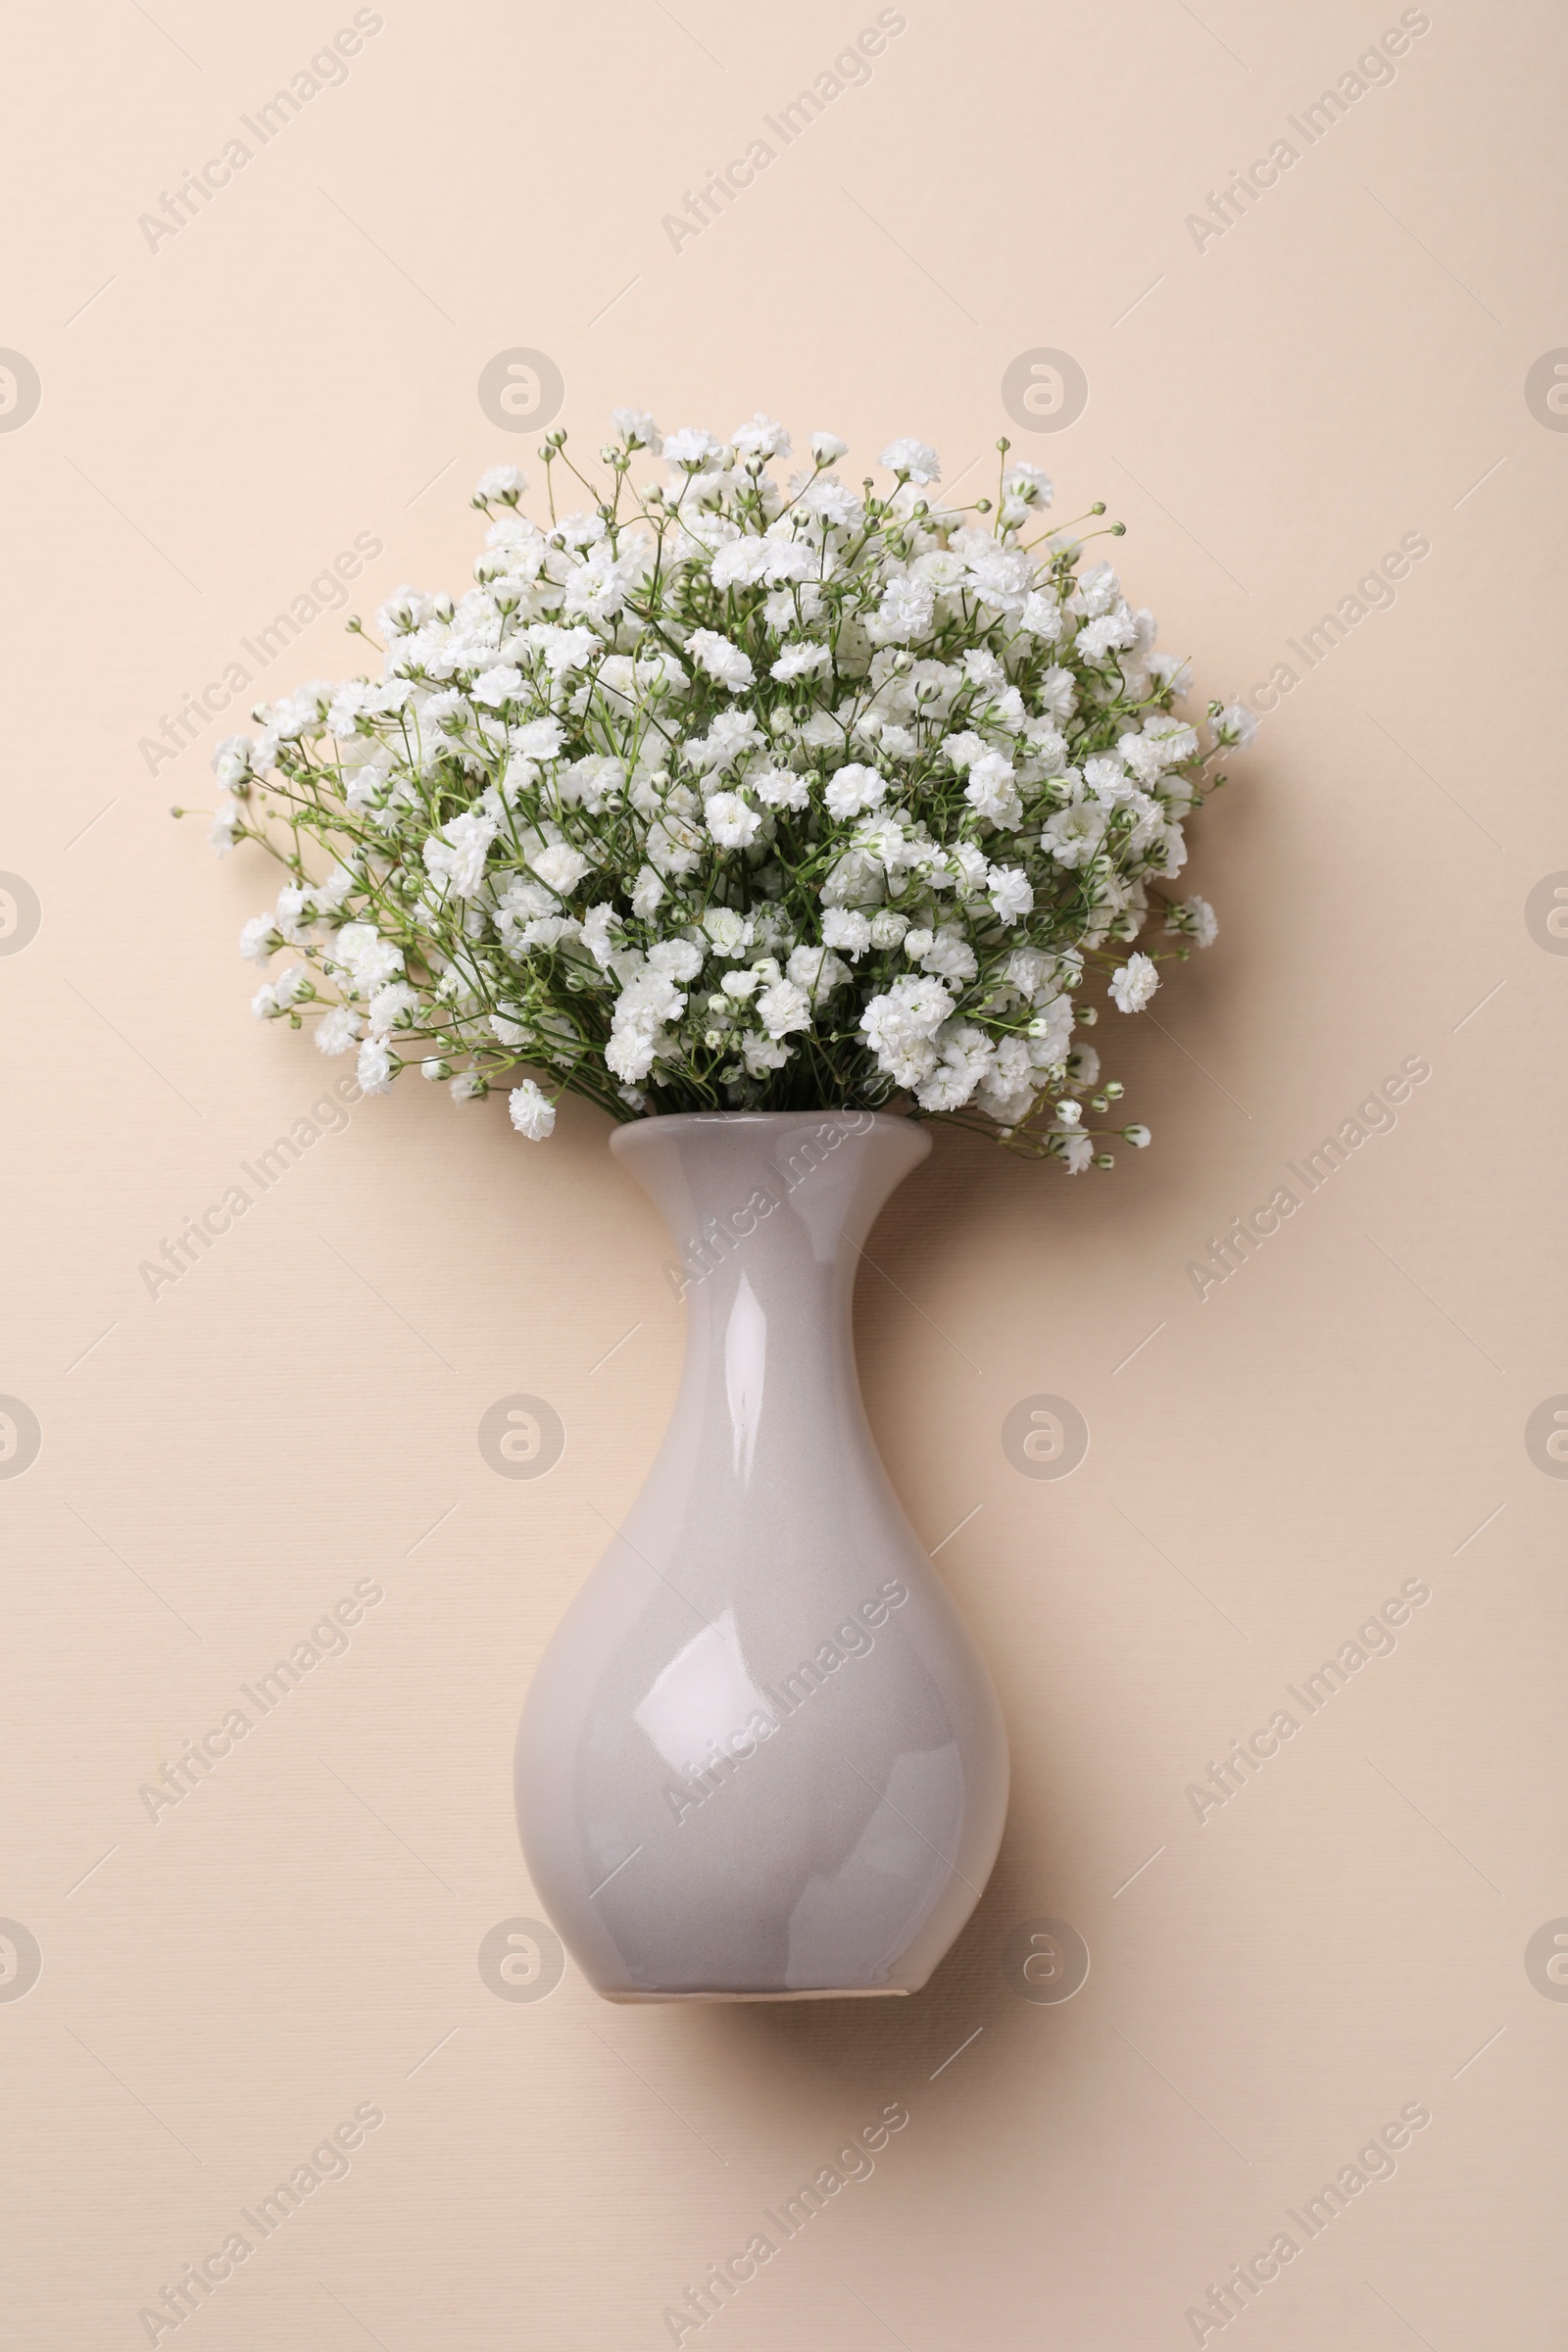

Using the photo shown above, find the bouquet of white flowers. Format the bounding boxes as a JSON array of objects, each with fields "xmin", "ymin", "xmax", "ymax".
[{"xmin": 199, "ymin": 410, "xmax": 1254, "ymax": 1169}]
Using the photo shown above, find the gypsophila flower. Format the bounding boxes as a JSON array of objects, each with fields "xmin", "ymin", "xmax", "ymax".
[
  {"xmin": 731, "ymin": 414, "xmax": 791, "ymax": 461},
  {"xmin": 315, "ymin": 1004, "xmax": 362, "ymax": 1055},
  {"xmin": 1211, "ymin": 703, "xmax": 1258, "ymax": 750},
  {"xmin": 1004, "ymin": 463, "xmax": 1054, "ymax": 506},
  {"xmin": 988, "ymin": 866, "xmax": 1033, "ymax": 924},
  {"xmin": 475, "ymin": 466, "xmax": 526, "ymax": 505},
  {"xmin": 688, "ymin": 630, "xmax": 756, "ymax": 692},
  {"xmin": 1165, "ymin": 894, "xmax": 1218, "ymax": 949},
  {"xmin": 770, "ymin": 643, "xmax": 832, "ymax": 682},
  {"xmin": 239, "ymin": 914, "xmax": 278, "ymax": 964},
  {"xmin": 824, "ymin": 763, "xmax": 886, "ymax": 820},
  {"xmin": 879, "ymin": 437, "xmax": 941, "ymax": 484},
  {"xmin": 204, "ymin": 409, "xmax": 1252, "ymax": 1171},
  {"xmin": 663, "ymin": 426, "xmax": 721, "ymax": 468},
  {"xmin": 357, "ymin": 1038, "xmax": 395, "ymax": 1094},
  {"xmin": 509, "ymin": 1078, "xmax": 557, "ymax": 1139},
  {"xmin": 1108, "ymin": 953, "xmax": 1159, "ymax": 1013},
  {"xmin": 706, "ymin": 792, "xmax": 761, "ymax": 851},
  {"xmin": 612, "ymin": 409, "xmax": 662, "ymax": 452},
  {"xmin": 823, "ymin": 908, "xmax": 873, "ymax": 958},
  {"xmin": 471, "ymin": 664, "xmax": 524, "ymax": 707}
]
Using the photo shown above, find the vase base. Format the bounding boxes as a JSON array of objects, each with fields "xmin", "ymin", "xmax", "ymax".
[{"xmin": 597, "ymin": 1984, "xmax": 915, "ymax": 2004}]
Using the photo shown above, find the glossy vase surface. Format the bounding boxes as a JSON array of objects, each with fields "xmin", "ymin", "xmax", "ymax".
[{"xmin": 514, "ymin": 1109, "xmax": 1008, "ymax": 2001}]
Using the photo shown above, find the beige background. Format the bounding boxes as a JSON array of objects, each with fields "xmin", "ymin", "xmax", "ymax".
[{"xmin": 3, "ymin": 0, "xmax": 1564, "ymax": 2343}]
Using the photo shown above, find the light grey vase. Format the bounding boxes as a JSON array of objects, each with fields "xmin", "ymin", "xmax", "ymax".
[{"xmin": 514, "ymin": 1109, "xmax": 1008, "ymax": 2002}]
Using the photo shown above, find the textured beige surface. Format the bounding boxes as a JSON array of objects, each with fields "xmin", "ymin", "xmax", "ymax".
[{"xmin": 3, "ymin": 1, "xmax": 1564, "ymax": 2343}]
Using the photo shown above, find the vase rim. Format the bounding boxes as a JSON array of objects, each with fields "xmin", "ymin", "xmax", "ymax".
[
  {"xmin": 608, "ymin": 1105, "xmax": 931, "ymax": 1172},
  {"xmin": 612, "ymin": 1108, "xmax": 917, "ymax": 1131},
  {"xmin": 602, "ymin": 1105, "xmax": 921, "ymax": 1143}
]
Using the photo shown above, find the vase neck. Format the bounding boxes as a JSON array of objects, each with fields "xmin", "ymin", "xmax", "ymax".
[
  {"xmin": 612, "ymin": 1112, "xmax": 929, "ymax": 1329},
  {"xmin": 610, "ymin": 1113, "xmax": 929, "ymax": 1492}
]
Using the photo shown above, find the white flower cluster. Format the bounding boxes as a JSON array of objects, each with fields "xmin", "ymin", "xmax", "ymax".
[{"xmin": 208, "ymin": 412, "xmax": 1253, "ymax": 1168}]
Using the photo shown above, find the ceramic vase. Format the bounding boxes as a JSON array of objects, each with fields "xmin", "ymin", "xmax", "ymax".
[{"xmin": 514, "ymin": 1109, "xmax": 1008, "ymax": 2001}]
